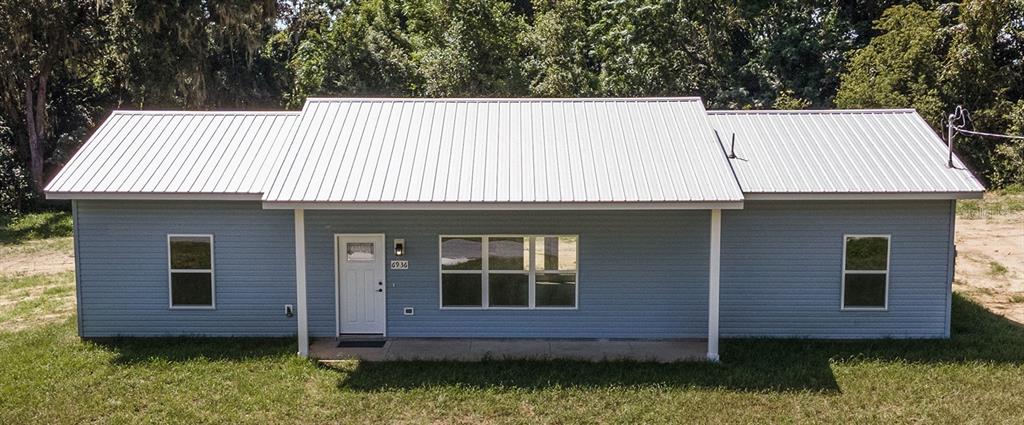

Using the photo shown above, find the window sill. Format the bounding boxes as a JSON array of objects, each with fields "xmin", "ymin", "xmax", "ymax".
[
  {"xmin": 439, "ymin": 306, "xmax": 578, "ymax": 311},
  {"xmin": 169, "ymin": 306, "xmax": 217, "ymax": 310},
  {"xmin": 840, "ymin": 307, "xmax": 888, "ymax": 312}
]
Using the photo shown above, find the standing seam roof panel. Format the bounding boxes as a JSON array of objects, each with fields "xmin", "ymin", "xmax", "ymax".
[{"xmin": 706, "ymin": 110, "xmax": 984, "ymax": 194}]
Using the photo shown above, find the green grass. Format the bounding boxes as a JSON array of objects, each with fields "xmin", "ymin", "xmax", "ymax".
[
  {"xmin": 957, "ymin": 186, "xmax": 1024, "ymax": 219},
  {"xmin": 988, "ymin": 261, "xmax": 1010, "ymax": 277},
  {"xmin": 0, "ymin": 211, "xmax": 72, "ymax": 245},
  {"xmin": 0, "ymin": 294, "xmax": 1022, "ymax": 423}
]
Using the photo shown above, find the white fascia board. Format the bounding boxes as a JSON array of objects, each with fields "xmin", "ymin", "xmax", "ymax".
[
  {"xmin": 261, "ymin": 200, "xmax": 746, "ymax": 210},
  {"xmin": 45, "ymin": 192, "xmax": 264, "ymax": 201},
  {"xmin": 744, "ymin": 192, "xmax": 984, "ymax": 201}
]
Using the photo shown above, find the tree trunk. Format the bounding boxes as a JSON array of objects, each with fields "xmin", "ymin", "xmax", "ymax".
[{"xmin": 23, "ymin": 74, "xmax": 47, "ymax": 192}]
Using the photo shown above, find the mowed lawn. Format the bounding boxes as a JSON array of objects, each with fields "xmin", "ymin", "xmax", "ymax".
[{"xmin": 1, "ymin": 214, "xmax": 1023, "ymax": 423}]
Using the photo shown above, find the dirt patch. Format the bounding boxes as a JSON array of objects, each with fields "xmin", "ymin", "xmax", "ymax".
[
  {"xmin": 0, "ymin": 272, "xmax": 76, "ymax": 332},
  {"xmin": 0, "ymin": 237, "xmax": 74, "ymax": 275},
  {"xmin": 954, "ymin": 211, "xmax": 1024, "ymax": 324}
]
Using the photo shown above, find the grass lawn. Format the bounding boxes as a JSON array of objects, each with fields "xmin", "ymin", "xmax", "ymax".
[
  {"xmin": 1, "ymin": 209, "xmax": 1023, "ymax": 423},
  {"xmin": 1, "ymin": 286, "xmax": 1022, "ymax": 423}
]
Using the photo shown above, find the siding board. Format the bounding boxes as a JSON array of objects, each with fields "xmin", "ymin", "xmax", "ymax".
[
  {"xmin": 74, "ymin": 200, "xmax": 955, "ymax": 339},
  {"xmin": 720, "ymin": 200, "xmax": 954, "ymax": 338}
]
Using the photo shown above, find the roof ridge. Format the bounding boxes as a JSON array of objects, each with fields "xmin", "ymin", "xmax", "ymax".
[
  {"xmin": 707, "ymin": 109, "xmax": 917, "ymax": 115},
  {"xmin": 303, "ymin": 97, "xmax": 704, "ymax": 103},
  {"xmin": 110, "ymin": 110, "xmax": 300, "ymax": 116}
]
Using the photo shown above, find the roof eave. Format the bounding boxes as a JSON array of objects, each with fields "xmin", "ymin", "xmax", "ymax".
[
  {"xmin": 44, "ymin": 192, "xmax": 264, "ymax": 201},
  {"xmin": 260, "ymin": 200, "xmax": 745, "ymax": 210},
  {"xmin": 744, "ymin": 191, "xmax": 984, "ymax": 201}
]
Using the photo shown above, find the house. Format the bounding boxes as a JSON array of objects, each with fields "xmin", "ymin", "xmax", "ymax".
[{"xmin": 44, "ymin": 98, "xmax": 984, "ymax": 361}]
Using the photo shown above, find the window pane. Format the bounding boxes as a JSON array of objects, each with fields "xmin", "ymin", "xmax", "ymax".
[
  {"xmin": 488, "ymin": 274, "xmax": 528, "ymax": 307},
  {"xmin": 441, "ymin": 273, "xmax": 482, "ymax": 306},
  {"xmin": 171, "ymin": 272, "xmax": 213, "ymax": 306},
  {"xmin": 346, "ymin": 242, "xmax": 375, "ymax": 261},
  {"xmin": 441, "ymin": 237, "xmax": 482, "ymax": 270},
  {"xmin": 844, "ymin": 273, "xmax": 886, "ymax": 308},
  {"xmin": 489, "ymin": 237, "xmax": 527, "ymax": 270},
  {"xmin": 535, "ymin": 236, "xmax": 578, "ymax": 271},
  {"xmin": 536, "ymin": 273, "xmax": 576, "ymax": 307},
  {"xmin": 170, "ymin": 236, "xmax": 211, "ymax": 269},
  {"xmin": 846, "ymin": 237, "xmax": 888, "ymax": 271}
]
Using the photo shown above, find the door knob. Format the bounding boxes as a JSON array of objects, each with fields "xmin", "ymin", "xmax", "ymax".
[{"xmin": 376, "ymin": 289, "xmax": 383, "ymax": 292}]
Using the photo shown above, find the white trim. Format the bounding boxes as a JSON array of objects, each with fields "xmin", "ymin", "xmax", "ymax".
[
  {"xmin": 334, "ymin": 233, "xmax": 388, "ymax": 336},
  {"xmin": 707, "ymin": 209, "xmax": 721, "ymax": 362},
  {"xmin": 840, "ymin": 234, "xmax": 891, "ymax": 311},
  {"xmin": 262, "ymin": 201, "xmax": 744, "ymax": 210},
  {"xmin": 167, "ymin": 234, "xmax": 216, "ymax": 310},
  {"xmin": 438, "ymin": 235, "xmax": 579, "ymax": 310},
  {"xmin": 744, "ymin": 192, "xmax": 982, "ymax": 201},
  {"xmin": 46, "ymin": 192, "xmax": 263, "ymax": 201},
  {"xmin": 294, "ymin": 210, "xmax": 309, "ymax": 357}
]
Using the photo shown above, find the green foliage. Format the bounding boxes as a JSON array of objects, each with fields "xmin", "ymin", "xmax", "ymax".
[
  {"xmin": 524, "ymin": 0, "xmax": 596, "ymax": 96},
  {"xmin": 3, "ymin": 0, "xmax": 1024, "ymax": 215},
  {"xmin": 589, "ymin": 0, "xmax": 731, "ymax": 98},
  {"xmin": 0, "ymin": 133, "xmax": 35, "ymax": 216},
  {"xmin": 0, "ymin": 211, "xmax": 73, "ymax": 245},
  {"xmin": 834, "ymin": 4, "xmax": 945, "ymax": 124},
  {"xmin": 96, "ymin": 0, "xmax": 281, "ymax": 108},
  {"xmin": 836, "ymin": 0, "xmax": 1024, "ymax": 187}
]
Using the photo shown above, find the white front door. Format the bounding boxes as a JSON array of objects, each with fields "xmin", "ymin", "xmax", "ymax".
[{"xmin": 337, "ymin": 235, "xmax": 386, "ymax": 335}]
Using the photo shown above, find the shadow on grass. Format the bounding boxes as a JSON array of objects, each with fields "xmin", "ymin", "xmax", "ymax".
[
  {"xmin": 87, "ymin": 337, "xmax": 295, "ymax": 364},
  {"xmin": 331, "ymin": 294, "xmax": 1024, "ymax": 393},
  {"xmin": 82, "ymin": 294, "xmax": 1023, "ymax": 394}
]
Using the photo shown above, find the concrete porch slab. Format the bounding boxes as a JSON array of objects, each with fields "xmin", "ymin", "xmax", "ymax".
[{"xmin": 310, "ymin": 338, "xmax": 708, "ymax": 363}]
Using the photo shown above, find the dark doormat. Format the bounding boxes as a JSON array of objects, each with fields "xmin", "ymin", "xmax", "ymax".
[{"xmin": 337, "ymin": 340, "xmax": 387, "ymax": 348}]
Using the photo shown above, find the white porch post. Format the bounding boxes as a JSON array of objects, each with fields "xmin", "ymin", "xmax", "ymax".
[
  {"xmin": 294, "ymin": 209, "xmax": 309, "ymax": 358},
  {"xmin": 707, "ymin": 209, "xmax": 722, "ymax": 362}
]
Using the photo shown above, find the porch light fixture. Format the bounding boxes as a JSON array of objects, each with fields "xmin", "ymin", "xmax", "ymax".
[{"xmin": 394, "ymin": 239, "xmax": 405, "ymax": 257}]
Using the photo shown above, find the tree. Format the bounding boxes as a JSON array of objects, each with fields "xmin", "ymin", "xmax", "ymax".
[
  {"xmin": 724, "ymin": 0, "xmax": 853, "ymax": 108},
  {"xmin": 288, "ymin": 0, "xmax": 529, "ymax": 101},
  {"xmin": 588, "ymin": 0, "xmax": 732, "ymax": 99},
  {"xmin": 0, "ymin": 0, "xmax": 100, "ymax": 192},
  {"xmin": 523, "ymin": 0, "xmax": 596, "ymax": 96},
  {"xmin": 96, "ymin": 0, "xmax": 280, "ymax": 109},
  {"xmin": 834, "ymin": 4, "xmax": 945, "ymax": 125}
]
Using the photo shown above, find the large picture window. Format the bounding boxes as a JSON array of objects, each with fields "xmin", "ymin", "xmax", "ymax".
[
  {"xmin": 842, "ymin": 235, "xmax": 890, "ymax": 310},
  {"xmin": 440, "ymin": 235, "xmax": 578, "ymax": 309},
  {"xmin": 168, "ymin": 234, "xmax": 215, "ymax": 309}
]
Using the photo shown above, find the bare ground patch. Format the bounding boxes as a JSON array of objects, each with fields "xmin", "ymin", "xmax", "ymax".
[
  {"xmin": 0, "ymin": 272, "xmax": 76, "ymax": 332},
  {"xmin": 954, "ymin": 211, "xmax": 1024, "ymax": 324},
  {"xmin": 0, "ymin": 237, "xmax": 75, "ymax": 275}
]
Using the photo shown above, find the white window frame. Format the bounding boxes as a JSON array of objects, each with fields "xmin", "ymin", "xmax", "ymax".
[
  {"xmin": 841, "ymin": 234, "xmax": 890, "ymax": 311},
  {"xmin": 167, "ymin": 234, "xmax": 216, "ymax": 310},
  {"xmin": 438, "ymin": 235, "xmax": 579, "ymax": 310}
]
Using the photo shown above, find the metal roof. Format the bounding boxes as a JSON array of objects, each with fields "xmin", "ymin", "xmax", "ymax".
[
  {"xmin": 707, "ymin": 109, "xmax": 985, "ymax": 198},
  {"xmin": 46, "ymin": 111, "xmax": 299, "ymax": 199},
  {"xmin": 45, "ymin": 100, "xmax": 986, "ymax": 207},
  {"xmin": 262, "ymin": 98, "xmax": 745, "ymax": 206}
]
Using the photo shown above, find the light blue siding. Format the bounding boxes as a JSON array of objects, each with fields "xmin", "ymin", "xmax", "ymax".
[
  {"xmin": 304, "ymin": 210, "xmax": 710, "ymax": 338},
  {"xmin": 73, "ymin": 200, "xmax": 955, "ymax": 339},
  {"xmin": 75, "ymin": 201, "xmax": 296, "ymax": 337},
  {"xmin": 720, "ymin": 200, "xmax": 955, "ymax": 338}
]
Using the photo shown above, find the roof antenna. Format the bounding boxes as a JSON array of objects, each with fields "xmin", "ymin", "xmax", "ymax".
[{"xmin": 728, "ymin": 134, "xmax": 737, "ymax": 159}]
